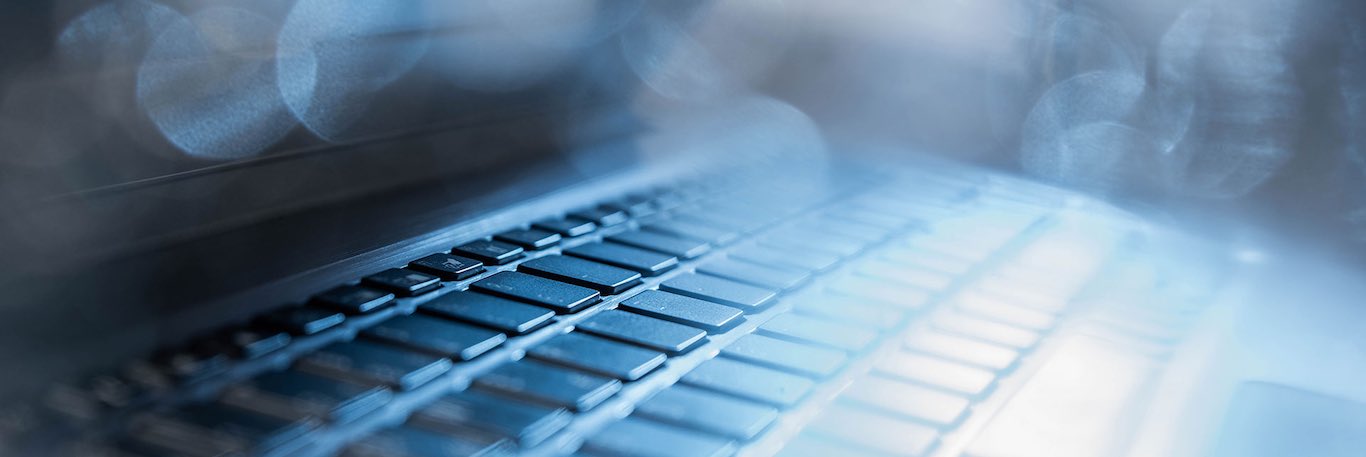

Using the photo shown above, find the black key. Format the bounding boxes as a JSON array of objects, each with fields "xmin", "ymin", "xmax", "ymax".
[
  {"xmin": 758, "ymin": 313, "xmax": 879, "ymax": 352},
  {"xmin": 576, "ymin": 310, "xmax": 705, "ymax": 354},
  {"xmin": 569, "ymin": 207, "xmax": 629, "ymax": 227},
  {"xmin": 698, "ymin": 258, "xmax": 809, "ymax": 291},
  {"xmin": 565, "ymin": 243, "xmax": 678, "ymax": 276},
  {"xmin": 453, "ymin": 240, "xmax": 524, "ymax": 265},
  {"xmin": 313, "ymin": 285, "xmax": 396, "ymax": 313},
  {"xmin": 470, "ymin": 271, "xmax": 601, "ymax": 314},
  {"xmin": 721, "ymin": 334, "xmax": 847, "ymax": 378},
  {"xmin": 730, "ymin": 245, "xmax": 840, "ymax": 274},
  {"xmin": 634, "ymin": 385, "xmax": 778, "ymax": 440},
  {"xmin": 208, "ymin": 328, "xmax": 291, "ymax": 359},
  {"xmin": 362, "ymin": 315, "xmax": 506, "ymax": 361},
  {"xmin": 409, "ymin": 253, "xmax": 485, "ymax": 281},
  {"xmin": 681, "ymin": 358, "xmax": 814, "ymax": 408},
  {"xmin": 472, "ymin": 360, "xmax": 621, "ymax": 411},
  {"xmin": 582, "ymin": 417, "xmax": 736, "ymax": 457},
  {"xmin": 518, "ymin": 255, "xmax": 642, "ymax": 294},
  {"xmin": 419, "ymin": 290, "xmax": 554, "ymax": 335},
  {"xmin": 493, "ymin": 228, "xmax": 562, "ymax": 250},
  {"xmin": 127, "ymin": 403, "xmax": 320, "ymax": 457},
  {"xmin": 221, "ymin": 370, "xmax": 392, "ymax": 423},
  {"xmin": 618, "ymin": 290, "xmax": 743, "ymax": 333},
  {"xmin": 608, "ymin": 230, "xmax": 711, "ymax": 259},
  {"xmin": 644, "ymin": 219, "xmax": 739, "ymax": 245},
  {"xmin": 345, "ymin": 426, "xmax": 512, "ymax": 457},
  {"xmin": 298, "ymin": 341, "xmax": 452, "ymax": 391},
  {"xmin": 533, "ymin": 218, "xmax": 597, "ymax": 237},
  {"xmin": 150, "ymin": 347, "xmax": 229, "ymax": 385},
  {"xmin": 259, "ymin": 306, "xmax": 345, "ymax": 335},
  {"xmin": 362, "ymin": 269, "xmax": 442, "ymax": 297},
  {"xmin": 527, "ymin": 332, "xmax": 665, "ymax": 381},
  {"xmin": 660, "ymin": 273, "xmax": 776, "ymax": 311},
  {"xmin": 410, "ymin": 390, "xmax": 571, "ymax": 447}
]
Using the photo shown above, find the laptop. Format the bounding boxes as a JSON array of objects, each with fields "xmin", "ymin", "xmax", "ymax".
[{"xmin": 3, "ymin": 1, "xmax": 1366, "ymax": 457}]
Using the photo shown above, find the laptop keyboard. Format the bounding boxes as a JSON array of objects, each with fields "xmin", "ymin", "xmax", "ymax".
[{"xmin": 29, "ymin": 165, "xmax": 1111, "ymax": 457}]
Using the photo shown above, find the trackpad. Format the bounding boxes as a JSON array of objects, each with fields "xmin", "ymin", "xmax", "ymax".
[{"xmin": 1207, "ymin": 382, "xmax": 1366, "ymax": 457}]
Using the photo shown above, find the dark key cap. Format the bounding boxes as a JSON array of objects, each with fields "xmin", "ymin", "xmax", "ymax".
[
  {"xmin": 565, "ymin": 243, "xmax": 678, "ymax": 276},
  {"xmin": 721, "ymin": 334, "xmax": 847, "ymax": 378},
  {"xmin": 150, "ymin": 348, "xmax": 230, "ymax": 385},
  {"xmin": 221, "ymin": 370, "xmax": 392, "ymax": 423},
  {"xmin": 410, "ymin": 390, "xmax": 572, "ymax": 447},
  {"xmin": 730, "ymin": 245, "xmax": 840, "ymax": 274},
  {"xmin": 576, "ymin": 310, "xmax": 705, "ymax": 354},
  {"xmin": 569, "ymin": 207, "xmax": 629, "ymax": 227},
  {"xmin": 408, "ymin": 253, "xmax": 484, "ymax": 281},
  {"xmin": 419, "ymin": 290, "xmax": 554, "ymax": 335},
  {"xmin": 298, "ymin": 341, "xmax": 452, "ymax": 391},
  {"xmin": 698, "ymin": 258, "xmax": 809, "ymax": 291},
  {"xmin": 470, "ymin": 271, "xmax": 600, "ymax": 314},
  {"xmin": 582, "ymin": 416, "xmax": 736, "ymax": 457},
  {"xmin": 681, "ymin": 357, "xmax": 814, "ymax": 407},
  {"xmin": 635, "ymin": 385, "xmax": 779, "ymax": 440},
  {"xmin": 527, "ymin": 332, "xmax": 665, "ymax": 381},
  {"xmin": 618, "ymin": 290, "xmax": 743, "ymax": 333},
  {"xmin": 259, "ymin": 306, "xmax": 345, "ymax": 335},
  {"xmin": 533, "ymin": 218, "xmax": 597, "ymax": 237},
  {"xmin": 362, "ymin": 269, "xmax": 442, "ymax": 297},
  {"xmin": 518, "ymin": 255, "xmax": 642, "ymax": 294},
  {"xmin": 313, "ymin": 285, "xmax": 396, "ymax": 313},
  {"xmin": 362, "ymin": 315, "xmax": 506, "ymax": 361},
  {"xmin": 494, "ymin": 228, "xmax": 562, "ymax": 250},
  {"xmin": 472, "ymin": 360, "xmax": 621, "ymax": 411},
  {"xmin": 608, "ymin": 230, "xmax": 711, "ymax": 259},
  {"xmin": 128, "ymin": 403, "xmax": 320, "ymax": 457},
  {"xmin": 345, "ymin": 426, "xmax": 512, "ymax": 457},
  {"xmin": 660, "ymin": 273, "xmax": 776, "ymax": 311},
  {"xmin": 208, "ymin": 328, "xmax": 292, "ymax": 359},
  {"xmin": 453, "ymin": 240, "xmax": 524, "ymax": 265},
  {"xmin": 644, "ymin": 219, "xmax": 739, "ymax": 245},
  {"xmin": 758, "ymin": 313, "xmax": 879, "ymax": 352}
]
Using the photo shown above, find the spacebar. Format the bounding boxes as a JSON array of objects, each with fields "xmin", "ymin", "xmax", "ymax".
[{"xmin": 965, "ymin": 335, "xmax": 1159, "ymax": 457}]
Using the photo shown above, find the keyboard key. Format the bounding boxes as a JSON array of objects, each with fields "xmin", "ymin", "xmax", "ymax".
[
  {"xmin": 408, "ymin": 253, "xmax": 484, "ymax": 281},
  {"xmin": 363, "ymin": 269, "xmax": 443, "ymax": 297},
  {"xmin": 221, "ymin": 370, "xmax": 392, "ymax": 423},
  {"xmin": 776, "ymin": 434, "xmax": 881, "ymax": 457},
  {"xmin": 569, "ymin": 207, "xmax": 629, "ymax": 227},
  {"xmin": 876, "ymin": 352, "xmax": 996, "ymax": 397},
  {"xmin": 634, "ymin": 385, "xmax": 778, "ymax": 440},
  {"xmin": 758, "ymin": 313, "xmax": 879, "ymax": 352},
  {"xmin": 453, "ymin": 240, "xmax": 524, "ymax": 265},
  {"xmin": 582, "ymin": 417, "xmax": 736, "ymax": 457},
  {"xmin": 840, "ymin": 375, "xmax": 970, "ymax": 427},
  {"xmin": 953, "ymin": 294, "xmax": 1056, "ymax": 330},
  {"xmin": 533, "ymin": 218, "xmax": 597, "ymax": 237},
  {"xmin": 565, "ymin": 243, "xmax": 678, "ymax": 276},
  {"xmin": 608, "ymin": 231, "xmax": 711, "ymax": 259},
  {"xmin": 930, "ymin": 310, "xmax": 1041, "ymax": 349},
  {"xmin": 883, "ymin": 247, "xmax": 975, "ymax": 275},
  {"xmin": 826, "ymin": 276, "xmax": 933, "ymax": 310},
  {"xmin": 575, "ymin": 310, "xmax": 705, "ymax": 354},
  {"xmin": 721, "ymin": 334, "xmax": 846, "ymax": 378},
  {"xmin": 698, "ymin": 258, "xmax": 808, "ymax": 291},
  {"xmin": 519, "ymin": 255, "xmax": 642, "ymax": 294},
  {"xmin": 617, "ymin": 290, "xmax": 743, "ymax": 333},
  {"xmin": 760, "ymin": 231, "xmax": 865, "ymax": 259},
  {"xmin": 681, "ymin": 357, "xmax": 814, "ymax": 407},
  {"xmin": 660, "ymin": 273, "xmax": 776, "ymax": 311},
  {"xmin": 904, "ymin": 330, "xmax": 1019, "ymax": 371},
  {"xmin": 473, "ymin": 360, "xmax": 621, "ymax": 411},
  {"xmin": 344, "ymin": 426, "xmax": 512, "ymax": 457},
  {"xmin": 410, "ymin": 390, "xmax": 571, "ymax": 446},
  {"xmin": 730, "ymin": 245, "xmax": 839, "ymax": 274},
  {"xmin": 494, "ymin": 228, "xmax": 562, "ymax": 250},
  {"xmin": 149, "ymin": 347, "xmax": 229, "ymax": 385},
  {"xmin": 127, "ymin": 403, "xmax": 319, "ymax": 457},
  {"xmin": 605, "ymin": 195, "xmax": 657, "ymax": 217},
  {"xmin": 470, "ymin": 271, "xmax": 600, "ymax": 314},
  {"xmin": 527, "ymin": 332, "xmax": 665, "ymax": 381},
  {"xmin": 298, "ymin": 341, "xmax": 452, "ymax": 391},
  {"xmin": 806, "ymin": 403, "xmax": 939, "ymax": 457},
  {"xmin": 857, "ymin": 260, "xmax": 955, "ymax": 291},
  {"xmin": 362, "ymin": 315, "xmax": 506, "ymax": 361},
  {"xmin": 259, "ymin": 306, "xmax": 345, "ymax": 335},
  {"xmin": 791, "ymin": 294, "xmax": 905, "ymax": 330},
  {"xmin": 419, "ymin": 290, "xmax": 554, "ymax": 335},
  {"xmin": 644, "ymin": 219, "xmax": 739, "ymax": 245},
  {"xmin": 196, "ymin": 328, "xmax": 291, "ymax": 360},
  {"xmin": 313, "ymin": 285, "xmax": 396, "ymax": 314}
]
